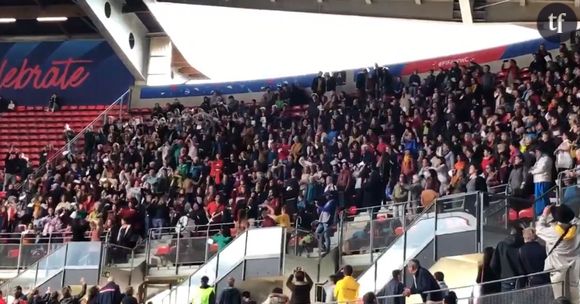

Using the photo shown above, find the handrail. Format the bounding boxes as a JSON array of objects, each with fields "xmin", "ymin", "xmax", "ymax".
[
  {"xmin": 557, "ymin": 167, "xmax": 580, "ymax": 202},
  {"xmin": 356, "ymin": 195, "xmax": 437, "ymax": 279},
  {"xmin": 15, "ymin": 90, "xmax": 130, "ymax": 199},
  {"xmin": 316, "ymin": 267, "xmax": 568, "ymax": 304}
]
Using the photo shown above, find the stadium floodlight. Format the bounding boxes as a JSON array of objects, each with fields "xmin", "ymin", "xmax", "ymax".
[
  {"xmin": 317, "ymin": 0, "xmax": 323, "ymax": 3},
  {"xmin": 0, "ymin": 18, "xmax": 16, "ymax": 23},
  {"xmin": 365, "ymin": 0, "xmax": 372, "ymax": 4},
  {"xmin": 36, "ymin": 17, "xmax": 68, "ymax": 22}
]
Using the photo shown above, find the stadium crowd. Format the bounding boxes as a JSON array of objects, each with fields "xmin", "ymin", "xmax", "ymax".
[{"xmin": 0, "ymin": 42, "xmax": 580, "ymax": 261}]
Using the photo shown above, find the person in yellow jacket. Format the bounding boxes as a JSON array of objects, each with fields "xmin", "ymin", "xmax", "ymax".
[
  {"xmin": 192, "ymin": 276, "xmax": 215, "ymax": 304},
  {"xmin": 334, "ymin": 265, "xmax": 359, "ymax": 303}
]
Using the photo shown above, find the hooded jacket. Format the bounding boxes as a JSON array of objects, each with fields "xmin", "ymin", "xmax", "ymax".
[{"xmin": 490, "ymin": 234, "xmax": 525, "ymax": 279}]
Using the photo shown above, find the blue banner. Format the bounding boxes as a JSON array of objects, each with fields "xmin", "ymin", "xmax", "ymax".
[{"xmin": 0, "ymin": 40, "xmax": 133, "ymax": 105}]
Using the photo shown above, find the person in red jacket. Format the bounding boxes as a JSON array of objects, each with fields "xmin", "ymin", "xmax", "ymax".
[
  {"xmin": 481, "ymin": 147, "xmax": 495, "ymax": 172},
  {"xmin": 210, "ymin": 154, "xmax": 224, "ymax": 185}
]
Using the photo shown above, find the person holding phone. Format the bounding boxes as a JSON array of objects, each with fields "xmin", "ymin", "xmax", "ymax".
[{"xmin": 286, "ymin": 267, "xmax": 313, "ymax": 304}]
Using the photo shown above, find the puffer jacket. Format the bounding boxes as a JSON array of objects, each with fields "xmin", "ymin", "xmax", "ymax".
[{"xmin": 529, "ymin": 154, "xmax": 553, "ymax": 183}]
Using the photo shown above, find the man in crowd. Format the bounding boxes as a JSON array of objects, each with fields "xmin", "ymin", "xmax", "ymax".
[
  {"xmin": 490, "ymin": 227, "xmax": 525, "ymax": 291},
  {"xmin": 403, "ymin": 259, "xmax": 443, "ymax": 304},
  {"xmin": 218, "ymin": 277, "xmax": 241, "ymax": 304},
  {"xmin": 192, "ymin": 276, "xmax": 215, "ymax": 304},
  {"xmin": 519, "ymin": 227, "xmax": 550, "ymax": 287},
  {"xmin": 377, "ymin": 270, "xmax": 405, "ymax": 304},
  {"xmin": 286, "ymin": 267, "xmax": 313, "ymax": 304},
  {"xmin": 334, "ymin": 265, "xmax": 359, "ymax": 303}
]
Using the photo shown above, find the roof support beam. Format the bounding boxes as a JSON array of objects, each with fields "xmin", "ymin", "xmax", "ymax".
[
  {"xmin": 77, "ymin": 0, "xmax": 149, "ymax": 82},
  {"xmin": 0, "ymin": 5, "xmax": 85, "ymax": 19},
  {"xmin": 458, "ymin": 0, "xmax": 474, "ymax": 24}
]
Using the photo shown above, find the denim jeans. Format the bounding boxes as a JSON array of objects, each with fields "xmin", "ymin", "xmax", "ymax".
[
  {"xmin": 151, "ymin": 218, "xmax": 166, "ymax": 239},
  {"xmin": 316, "ymin": 222, "xmax": 331, "ymax": 253}
]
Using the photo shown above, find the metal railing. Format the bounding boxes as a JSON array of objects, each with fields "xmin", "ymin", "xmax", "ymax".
[
  {"xmin": 148, "ymin": 227, "xmax": 286, "ymax": 304},
  {"xmin": 0, "ymin": 241, "xmax": 103, "ymax": 303},
  {"xmin": 316, "ymin": 267, "xmax": 569, "ymax": 304},
  {"xmin": 0, "ymin": 230, "xmax": 107, "ymax": 271},
  {"xmin": 15, "ymin": 90, "xmax": 131, "ymax": 208},
  {"xmin": 146, "ymin": 221, "xmax": 246, "ymax": 275},
  {"xmin": 357, "ymin": 191, "xmax": 483, "ymax": 295},
  {"xmin": 101, "ymin": 239, "xmax": 146, "ymax": 286}
]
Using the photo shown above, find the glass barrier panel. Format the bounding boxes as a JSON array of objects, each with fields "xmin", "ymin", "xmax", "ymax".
[
  {"xmin": 174, "ymin": 277, "xmax": 190, "ymax": 304},
  {"xmin": 287, "ymin": 228, "xmax": 315, "ymax": 257},
  {"xmin": 357, "ymin": 263, "xmax": 377, "ymax": 296},
  {"xmin": 189, "ymin": 253, "xmax": 218, "ymax": 287},
  {"xmin": 170, "ymin": 287, "xmax": 177, "ymax": 304},
  {"xmin": 341, "ymin": 220, "xmax": 371, "ymax": 256},
  {"xmin": 245, "ymin": 227, "xmax": 283, "ymax": 257},
  {"xmin": 2, "ymin": 267, "xmax": 37, "ymax": 296},
  {"xmin": 0, "ymin": 243, "xmax": 23, "ymax": 269},
  {"xmin": 65, "ymin": 242, "xmax": 102, "ymax": 267},
  {"xmin": 36, "ymin": 244, "xmax": 67, "ymax": 283},
  {"xmin": 216, "ymin": 234, "xmax": 246, "ymax": 278},
  {"xmin": 176, "ymin": 236, "xmax": 210, "ymax": 265},
  {"xmin": 369, "ymin": 216, "xmax": 403, "ymax": 253},
  {"xmin": 359, "ymin": 207, "xmax": 435, "ymax": 295}
]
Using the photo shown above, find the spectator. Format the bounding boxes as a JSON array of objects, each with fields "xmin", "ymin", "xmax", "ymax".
[
  {"xmin": 403, "ymin": 259, "xmax": 443, "ymax": 304},
  {"xmin": 211, "ymin": 227, "xmax": 232, "ymax": 252},
  {"xmin": 218, "ymin": 277, "xmax": 241, "ymax": 304},
  {"xmin": 0, "ymin": 291, "xmax": 5, "ymax": 304},
  {"xmin": 3, "ymin": 146, "xmax": 20, "ymax": 191},
  {"xmin": 241, "ymin": 292, "xmax": 252, "ymax": 304},
  {"xmin": 85, "ymin": 286, "xmax": 99, "ymax": 304},
  {"xmin": 60, "ymin": 278, "xmax": 86, "ymax": 304},
  {"xmin": 262, "ymin": 288, "xmax": 288, "ymax": 304},
  {"xmin": 536, "ymin": 205, "xmax": 579, "ymax": 303},
  {"xmin": 334, "ymin": 265, "xmax": 359, "ymax": 303},
  {"xmin": 433, "ymin": 272, "xmax": 449, "ymax": 298},
  {"xmin": 490, "ymin": 227, "xmax": 525, "ymax": 291},
  {"xmin": 362, "ymin": 292, "xmax": 377, "ymax": 304},
  {"xmin": 14, "ymin": 286, "xmax": 27, "ymax": 302},
  {"xmin": 48, "ymin": 93, "xmax": 61, "ymax": 112},
  {"xmin": 322, "ymin": 275, "xmax": 338, "ymax": 304},
  {"xmin": 192, "ymin": 276, "xmax": 215, "ymax": 304},
  {"xmin": 529, "ymin": 146, "xmax": 554, "ymax": 216},
  {"xmin": 553, "ymin": 297, "xmax": 572, "ymax": 304},
  {"xmin": 286, "ymin": 267, "xmax": 313, "ymax": 304},
  {"xmin": 519, "ymin": 228, "xmax": 550, "ymax": 287},
  {"xmin": 443, "ymin": 292, "xmax": 457, "ymax": 304},
  {"xmin": 377, "ymin": 269, "xmax": 404, "ymax": 304},
  {"xmin": 98, "ymin": 277, "xmax": 122, "ymax": 304},
  {"xmin": 316, "ymin": 192, "xmax": 336, "ymax": 254},
  {"xmin": 121, "ymin": 287, "xmax": 137, "ymax": 304}
]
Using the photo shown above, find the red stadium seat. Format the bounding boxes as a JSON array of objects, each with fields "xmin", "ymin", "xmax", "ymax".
[
  {"xmin": 347, "ymin": 206, "xmax": 357, "ymax": 216},
  {"xmin": 8, "ymin": 249, "xmax": 19, "ymax": 258},
  {"xmin": 155, "ymin": 245, "xmax": 171, "ymax": 256},
  {"xmin": 518, "ymin": 208, "xmax": 534, "ymax": 221}
]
